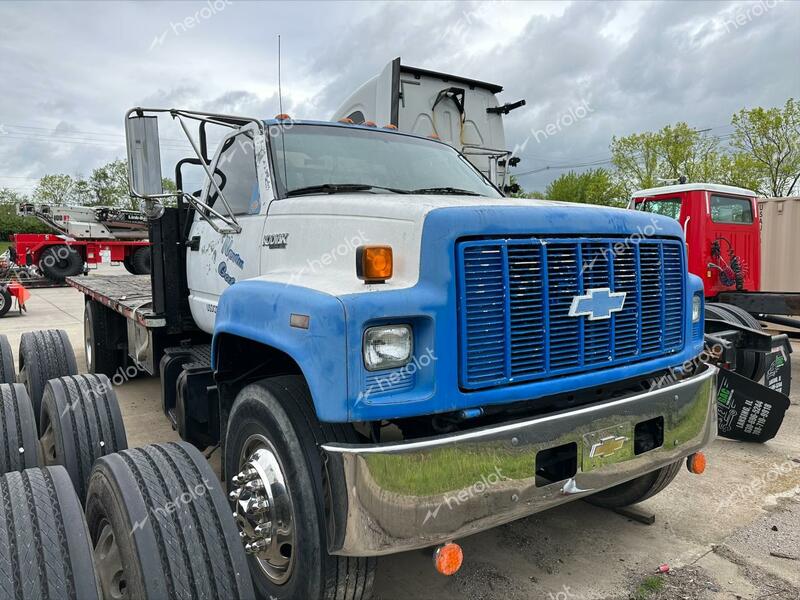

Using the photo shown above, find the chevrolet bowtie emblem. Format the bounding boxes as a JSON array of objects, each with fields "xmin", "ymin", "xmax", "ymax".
[
  {"xmin": 589, "ymin": 435, "xmax": 628, "ymax": 459},
  {"xmin": 568, "ymin": 287, "xmax": 626, "ymax": 320}
]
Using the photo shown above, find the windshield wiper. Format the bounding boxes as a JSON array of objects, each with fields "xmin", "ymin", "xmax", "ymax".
[
  {"xmin": 410, "ymin": 187, "xmax": 481, "ymax": 196},
  {"xmin": 286, "ymin": 183, "xmax": 410, "ymax": 197}
]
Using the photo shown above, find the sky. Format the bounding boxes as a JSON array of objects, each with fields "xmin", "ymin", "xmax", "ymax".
[{"xmin": 0, "ymin": 0, "xmax": 798, "ymax": 196}]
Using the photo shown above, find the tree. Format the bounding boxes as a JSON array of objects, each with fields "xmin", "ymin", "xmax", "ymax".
[
  {"xmin": 730, "ymin": 98, "xmax": 800, "ymax": 197},
  {"xmin": 610, "ymin": 131, "xmax": 661, "ymax": 196},
  {"xmin": 0, "ymin": 188, "xmax": 51, "ymax": 240},
  {"xmin": 545, "ymin": 169, "xmax": 624, "ymax": 206},
  {"xmin": 89, "ymin": 159, "xmax": 129, "ymax": 207},
  {"xmin": 610, "ymin": 123, "xmax": 723, "ymax": 197},
  {"xmin": 716, "ymin": 153, "xmax": 764, "ymax": 194},
  {"xmin": 32, "ymin": 174, "xmax": 76, "ymax": 205}
]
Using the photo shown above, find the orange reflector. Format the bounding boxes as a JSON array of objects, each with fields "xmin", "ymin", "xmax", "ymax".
[
  {"xmin": 428, "ymin": 133, "xmax": 440, "ymax": 139},
  {"xmin": 383, "ymin": 123, "xmax": 398, "ymax": 129},
  {"xmin": 338, "ymin": 117, "xmax": 354, "ymax": 124},
  {"xmin": 275, "ymin": 113, "xmax": 291, "ymax": 120},
  {"xmin": 364, "ymin": 120, "xmax": 377, "ymax": 127},
  {"xmin": 357, "ymin": 246, "xmax": 393, "ymax": 282},
  {"xmin": 433, "ymin": 543, "xmax": 463, "ymax": 576},
  {"xmin": 687, "ymin": 452, "xmax": 706, "ymax": 474}
]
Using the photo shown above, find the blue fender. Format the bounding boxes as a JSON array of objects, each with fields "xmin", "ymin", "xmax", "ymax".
[{"xmin": 212, "ymin": 280, "xmax": 349, "ymax": 422}]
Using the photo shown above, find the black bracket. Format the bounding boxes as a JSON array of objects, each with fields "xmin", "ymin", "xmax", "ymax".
[{"xmin": 487, "ymin": 99, "xmax": 526, "ymax": 115}]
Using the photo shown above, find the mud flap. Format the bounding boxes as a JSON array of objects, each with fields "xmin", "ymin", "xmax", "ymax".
[
  {"xmin": 760, "ymin": 341, "xmax": 792, "ymax": 397},
  {"xmin": 716, "ymin": 366, "xmax": 791, "ymax": 443}
]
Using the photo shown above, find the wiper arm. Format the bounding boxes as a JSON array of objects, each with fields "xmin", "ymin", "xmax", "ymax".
[
  {"xmin": 286, "ymin": 183, "xmax": 410, "ymax": 197},
  {"xmin": 410, "ymin": 187, "xmax": 481, "ymax": 196}
]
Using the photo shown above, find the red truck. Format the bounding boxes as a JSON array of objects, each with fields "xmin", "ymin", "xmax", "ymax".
[{"xmin": 632, "ymin": 182, "xmax": 793, "ymax": 440}]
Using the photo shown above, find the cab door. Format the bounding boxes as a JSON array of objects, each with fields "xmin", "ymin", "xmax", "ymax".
[{"xmin": 186, "ymin": 124, "xmax": 271, "ymax": 332}]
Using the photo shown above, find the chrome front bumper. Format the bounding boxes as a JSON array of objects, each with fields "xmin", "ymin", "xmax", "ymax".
[{"xmin": 322, "ymin": 365, "xmax": 718, "ymax": 556}]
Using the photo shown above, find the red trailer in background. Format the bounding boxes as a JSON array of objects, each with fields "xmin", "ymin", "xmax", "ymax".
[
  {"xmin": 11, "ymin": 203, "xmax": 152, "ymax": 283},
  {"xmin": 10, "ymin": 233, "xmax": 151, "ymax": 282}
]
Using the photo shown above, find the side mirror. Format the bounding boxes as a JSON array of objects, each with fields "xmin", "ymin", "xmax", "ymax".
[{"xmin": 125, "ymin": 114, "xmax": 164, "ymax": 197}]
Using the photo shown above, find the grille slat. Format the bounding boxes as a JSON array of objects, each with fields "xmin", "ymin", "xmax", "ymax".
[{"xmin": 458, "ymin": 237, "xmax": 685, "ymax": 390}]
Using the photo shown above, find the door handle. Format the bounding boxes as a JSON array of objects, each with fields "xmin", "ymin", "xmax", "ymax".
[{"xmin": 188, "ymin": 236, "xmax": 201, "ymax": 251}]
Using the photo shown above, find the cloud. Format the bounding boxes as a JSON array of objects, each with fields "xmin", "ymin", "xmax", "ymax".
[{"xmin": 0, "ymin": 0, "xmax": 797, "ymax": 196}]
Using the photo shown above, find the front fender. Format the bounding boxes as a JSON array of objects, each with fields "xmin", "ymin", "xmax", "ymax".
[{"xmin": 212, "ymin": 280, "xmax": 349, "ymax": 422}]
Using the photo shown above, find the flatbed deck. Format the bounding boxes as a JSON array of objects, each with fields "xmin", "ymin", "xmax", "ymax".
[{"xmin": 66, "ymin": 274, "xmax": 165, "ymax": 327}]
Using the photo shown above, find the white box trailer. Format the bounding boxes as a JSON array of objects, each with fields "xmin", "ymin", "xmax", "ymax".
[{"xmin": 332, "ymin": 57, "xmax": 525, "ymax": 187}]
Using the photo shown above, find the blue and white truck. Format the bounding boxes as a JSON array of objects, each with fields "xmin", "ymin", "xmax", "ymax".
[{"xmin": 0, "ymin": 67, "xmax": 729, "ymax": 599}]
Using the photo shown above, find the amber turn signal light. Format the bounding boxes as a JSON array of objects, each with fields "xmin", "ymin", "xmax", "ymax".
[
  {"xmin": 686, "ymin": 451, "xmax": 706, "ymax": 474},
  {"xmin": 356, "ymin": 246, "xmax": 393, "ymax": 283},
  {"xmin": 433, "ymin": 542, "xmax": 463, "ymax": 576},
  {"xmin": 275, "ymin": 113, "xmax": 291, "ymax": 120}
]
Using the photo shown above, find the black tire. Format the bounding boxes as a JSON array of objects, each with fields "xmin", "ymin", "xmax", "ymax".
[
  {"xmin": 0, "ymin": 288, "xmax": 11, "ymax": 318},
  {"xmin": 39, "ymin": 245, "xmax": 84, "ymax": 282},
  {"xmin": 130, "ymin": 247, "xmax": 151, "ymax": 275},
  {"xmin": 224, "ymin": 375, "xmax": 375, "ymax": 600},
  {"xmin": 585, "ymin": 461, "xmax": 682, "ymax": 508},
  {"xmin": 18, "ymin": 329, "xmax": 79, "ymax": 427},
  {"xmin": 122, "ymin": 256, "xmax": 137, "ymax": 275},
  {"xmin": 0, "ymin": 334, "xmax": 15, "ymax": 383},
  {"xmin": 84, "ymin": 300, "xmax": 125, "ymax": 377},
  {"xmin": 0, "ymin": 466, "xmax": 101, "ymax": 599},
  {"xmin": 85, "ymin": 442, "xmax": 254, "ymax": 600},
  {"xmin": 0, "ymin": 384, "xmax": 39, "ymax": 473},
  {"xmin": 39, "ymin": 375, "xmax": 128, "ymax": 504}
]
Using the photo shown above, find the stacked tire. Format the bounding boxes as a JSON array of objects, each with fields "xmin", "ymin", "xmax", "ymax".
[
  {"xmin": 0, "ymin": 467, "xmax": 102, "ymax": 599},
  {"xmin": 0, "ymin": 328, "xmax": 256, "ymax": 599}
]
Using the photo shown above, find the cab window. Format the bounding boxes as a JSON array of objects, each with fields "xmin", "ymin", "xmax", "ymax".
[
  {"xmin": 641, "ymin": 198, "xmax": 681, "ymax": 220},
  {"xmin": 710, "ymin": 195, "xmax": 753, "ymax": 224},
  {"xmin": 208, "ymin": 131, "xmax": 261, "ymax": 216}
]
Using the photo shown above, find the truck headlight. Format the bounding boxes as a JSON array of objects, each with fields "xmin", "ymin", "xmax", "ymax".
[
  {"xmin": 692, "ymin": 295, "xmax": 702, "ymax": 323},
  {"xmin": 363, "ymin": 325, "xmax": 413, "ymax": 371}
]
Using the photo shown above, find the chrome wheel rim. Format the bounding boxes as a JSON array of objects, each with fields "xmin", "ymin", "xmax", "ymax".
[
  {"xmin": 40, "ymin": 422, "xmax": 57, "ymax": 465},
  {"xmin": 230, "ymin": 434, "xmax": 296, "ymax": 585},
  {"xmin": 95, "ymin": 522, "xmax": 128, "ymax": 599}
]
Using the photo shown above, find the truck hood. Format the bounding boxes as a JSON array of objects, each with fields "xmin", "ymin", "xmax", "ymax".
[{"xmin": 260, "ymin": 193, "xmax": 683, "ymax": 295}]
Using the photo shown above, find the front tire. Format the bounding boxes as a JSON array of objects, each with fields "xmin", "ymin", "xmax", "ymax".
[
  {"xmin": 225, "ymin": 376, "xmax": 375, "ymax": 600},
  {"xmin": 585, "ymin": 461, "xmax": 682, "ymax": 508}
]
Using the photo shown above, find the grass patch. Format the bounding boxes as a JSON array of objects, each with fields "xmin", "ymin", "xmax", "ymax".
[
  {"xmin": 0, "ymin": 241, "xmax": 10, "ymax": 253},
  {"xmin": 634, "ymin": 575, "xmax": 665, "ymax": 600}
]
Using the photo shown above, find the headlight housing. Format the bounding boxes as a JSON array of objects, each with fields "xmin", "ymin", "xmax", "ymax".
[
  {"xmin": 692, "ymin": 294, "xmax": 702, "ymax": 323},
  {"xmin": 363, "ymin": 325, "xmax": 413, "ymax": 371}
]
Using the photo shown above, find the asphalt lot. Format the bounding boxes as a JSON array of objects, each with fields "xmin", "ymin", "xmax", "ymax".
[{"xmin": 1, "ymin": 265, "xmax": 798, "ymax": 600}]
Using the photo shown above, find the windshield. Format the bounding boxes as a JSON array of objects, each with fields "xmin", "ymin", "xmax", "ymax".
[
  {"xmin": 269, "ymin": 124, "xmax": 502, "ymax": 198},
  {"xmin": 639, "ymin": 198, "xmax": 682, "ymax": 220}
]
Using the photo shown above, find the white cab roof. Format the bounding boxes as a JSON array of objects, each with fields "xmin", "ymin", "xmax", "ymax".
[{"xmin": 632, "ymin": 183, "xmax": 757, "ymax": 198}]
